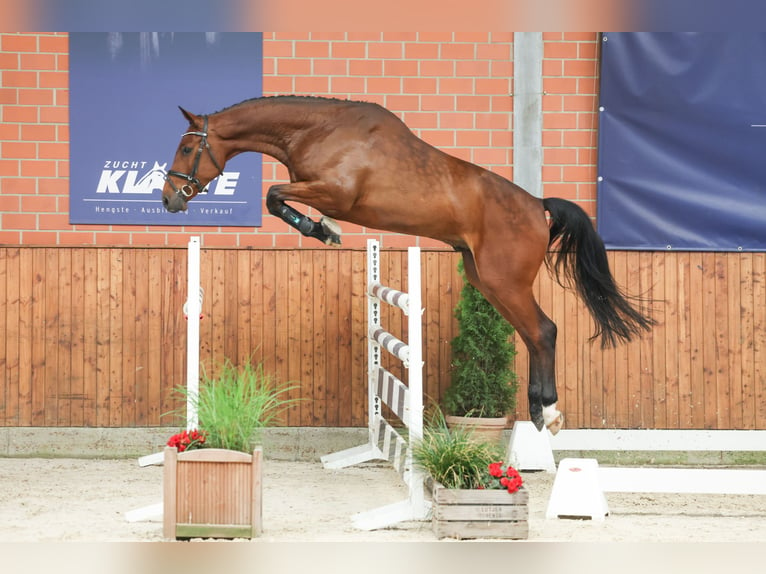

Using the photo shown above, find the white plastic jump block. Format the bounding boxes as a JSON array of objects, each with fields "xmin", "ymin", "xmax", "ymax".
[
  {"xmin": 506, "ymin": 421, "xmax": 556, "ymax": 473},
  {"xmin": 545, "ymin": 458, "xmax": 609, "ymax": 521}
]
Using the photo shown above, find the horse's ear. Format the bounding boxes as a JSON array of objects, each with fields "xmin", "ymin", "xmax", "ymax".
[{"xmin": 178, "ymin": 106, "xmax": 200, "ymax": 127}]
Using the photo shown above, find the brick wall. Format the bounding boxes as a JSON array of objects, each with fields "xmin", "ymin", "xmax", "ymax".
[{"xmin": 0, "ymin": 32, "xmax": 600, "ymax": 248}]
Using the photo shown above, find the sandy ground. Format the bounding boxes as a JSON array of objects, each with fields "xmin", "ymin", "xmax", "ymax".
[{"xmin": 1, "ymin": 457, "xmax": 766, "ymax": 542}]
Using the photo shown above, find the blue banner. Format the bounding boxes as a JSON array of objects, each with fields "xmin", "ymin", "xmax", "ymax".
[
  {"xmin": 69, "ymin": 32, "xmax": 263, "ymax": 226},
  {"xmin": 597, "ymin": 33, "xmax": 766, "ymax": 251}
]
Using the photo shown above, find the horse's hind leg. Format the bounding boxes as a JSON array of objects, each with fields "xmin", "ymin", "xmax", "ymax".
[
  {"xmin": 266, "ymin": 183, "xmax": 342, "ymax": 245},
  {"xmin": 461, "ymin": 249, "xmax": 563, "ymax": 434}
]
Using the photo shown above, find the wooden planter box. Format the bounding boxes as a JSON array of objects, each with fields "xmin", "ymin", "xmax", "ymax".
[
  {"xmin": 163, "ymin": 446, "xmax": 263, "ymax": 540},
  {"xmin": 431, "ymin": 480, "xmax": 529, "ymax": 540}
]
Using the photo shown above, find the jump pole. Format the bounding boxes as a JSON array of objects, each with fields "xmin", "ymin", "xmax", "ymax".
[
  {"xmin": 126, "ymin": 237, "xmax": 202, "ymax": 523},
  {"xmin": 320, "ymin": 239, "xmax": 429, "ymax": 530}
]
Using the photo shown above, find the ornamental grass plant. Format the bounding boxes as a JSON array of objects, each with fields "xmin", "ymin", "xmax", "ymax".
[
  {"xmin": 412, "ymin": 408, "xmax": 505, "ymax": 490},
  {"xmin": 170, "ymin": 359, "xmax": 300, "ymax": 453}
]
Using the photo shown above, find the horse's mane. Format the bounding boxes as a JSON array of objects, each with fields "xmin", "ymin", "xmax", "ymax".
[{"xmin": 212, "ymin": 95, "xmax": 365, "ymax": 116}]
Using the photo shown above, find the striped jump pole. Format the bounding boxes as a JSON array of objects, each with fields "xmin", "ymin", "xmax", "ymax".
[{"xmin": 321, "ymin": 239, "xmax": 428, "ymax": 530}]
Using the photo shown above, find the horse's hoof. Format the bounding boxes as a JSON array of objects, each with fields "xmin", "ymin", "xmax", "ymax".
[
  {"xmin": 546, "ymin": 413, "xmax": 564, "ymax": 435},
  {"xmin": 543, "ymin": 404, "xmax": 564, "ymax": 435},
  {"xmin": 531, "ymin": 414, "xmax": 545, "ymax": 432},
  {"xmin": 320, "ymin": 217, "xmax": 342, "ymax": 246}
]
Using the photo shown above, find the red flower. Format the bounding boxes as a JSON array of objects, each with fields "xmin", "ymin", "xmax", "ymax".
[{"xmin": 488, "ymin": 462, "xmax": 503, "ymax": 478}]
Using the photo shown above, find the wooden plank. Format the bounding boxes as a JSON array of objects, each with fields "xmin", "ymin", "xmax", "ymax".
[
  {"xmin": 44, "ymin": 248, "xmax": 59, "ymax": 426},
  {"xmin": 286, "ymin": 250, "xmax": 302, "ymax": 426},
  {"xmin": 17, "ymin": 249, "xmax": 33, "ymax": 426},
  {"xmin": 651, "ymin": 251, "xmax": 667, "ymax": 427},
  {"xmin": 663, "ymin": 251, "xmax": 679, "ymax": 428},
  {"xmin": 740, "ymin": 253, "xmax": 755, "ymax": 429},
  {"xmin": 753, "ymin": 254, "xmax": 766, "ymax": 428},
  {"xmin": 701, "ymin": 252, "xmax": 717, "ymax": 429},
  {"xmin": 145, "ymin": 250, "xmax": 162, "ymax": 425},
  {"xmin": 4, "ymin": 249, "xmax": 20, "ymax": 426},
  {"xmin": 30, "ymin": 249, "xmax": 47, "ymax": 426},
  {"xmin": 311, "ymin": 250, "xmax": 327, "ymax": 426},
  {"xmin": 134, "ymin": 249, "xmax": 150, "ymax": 426},
  {"xmin": 350, "ymin": 250, "xmax": 366, "ymax": 426},
  {"xmin": 688, "ymin": 252, "xmax": 705, "ymax": 428},
  {"xmin": 69, "ymin": 249, "xmax": 85, "ymax": 427},
  {"xmin": 676, "ymin": 253, "xmax": 692, "ymax": 428},
  {"xmin": 236, "ymin": 251, "xmax": 252, "ymax": 365},
  {"xmin": 324, "ymin": 249, "xmax": 340, "ymax": 427},
  {"xmin": 120, "ymin": 248, "xmax": 136, "ymax": 427},
  {"xmin": 336, "ymin": 249, "xmax": 353, "ymax": 426},
  {"xmin": 299, "ymin": 249, "xmax": 314, "ymax": 426},
  {"xmin": 108, "ymin": 249, "xmax": 124, "ymax": 427},
  {"xmin": 638, "ymin": 251, "xmax": 654, "ymax": 428}
]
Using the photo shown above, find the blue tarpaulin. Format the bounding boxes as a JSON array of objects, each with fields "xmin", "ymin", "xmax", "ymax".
[{"xmin": 597, "ymin": 33, "xmax": 766, "ymax": 251}]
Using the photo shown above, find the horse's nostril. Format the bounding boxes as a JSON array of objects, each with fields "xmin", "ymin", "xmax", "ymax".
[{"xmin": 162, "ymin": 195, "xmax": 169, "ymax": 209}]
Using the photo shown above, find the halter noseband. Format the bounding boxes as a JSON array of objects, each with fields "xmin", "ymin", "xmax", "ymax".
[{"xmin": 165, "ymin": 115, "xmax": 224, "ymax": 199}]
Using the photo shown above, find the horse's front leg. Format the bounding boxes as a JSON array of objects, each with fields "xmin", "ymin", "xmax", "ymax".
[{"xmin": 266, "ymin": 183, "xmax": 342, "ymax": 245}]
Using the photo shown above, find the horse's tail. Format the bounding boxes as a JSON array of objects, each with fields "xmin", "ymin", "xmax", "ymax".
[{"xmin": 542, "ymin": 197, "xmax": 654, "ymax": 348}]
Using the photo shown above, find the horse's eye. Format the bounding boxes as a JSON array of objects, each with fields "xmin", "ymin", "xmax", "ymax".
[{"xmin": 181, "ymin": 146, "xmax": 193, "ymax": 155}]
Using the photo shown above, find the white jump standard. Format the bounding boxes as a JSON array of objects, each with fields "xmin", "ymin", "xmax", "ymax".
[{"xmin": 321, "ymin": 239, "xmax": 429, "ymax": 530}]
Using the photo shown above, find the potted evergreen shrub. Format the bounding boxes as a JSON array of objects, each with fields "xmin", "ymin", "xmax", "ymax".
[
  {"xmin": 163, "ymin": 359, "xmax": 299, "ymax": 539},
  {"xmin": 442, "ymin": 260, "xmax": 519, "ymax": 443}
]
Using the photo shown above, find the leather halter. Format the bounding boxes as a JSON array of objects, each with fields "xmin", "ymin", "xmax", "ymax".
[{"xmin": 165, "ymin": 116, "xmax": 224, "ymax": 199}]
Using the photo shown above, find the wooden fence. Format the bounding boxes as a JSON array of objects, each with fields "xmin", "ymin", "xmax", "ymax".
[{"xmin": 1, "ymin": 247, "xmax": 764, "ymax": 429}]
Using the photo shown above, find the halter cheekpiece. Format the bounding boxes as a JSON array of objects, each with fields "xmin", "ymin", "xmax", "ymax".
[{"xmin": 165, "ymin": 115, "xmax": 224, "ymax": 199}]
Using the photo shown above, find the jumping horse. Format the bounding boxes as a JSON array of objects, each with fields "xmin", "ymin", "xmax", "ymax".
[{"xmin": 162, "ymin": 95, "xmax": 653, "ymax": 434}]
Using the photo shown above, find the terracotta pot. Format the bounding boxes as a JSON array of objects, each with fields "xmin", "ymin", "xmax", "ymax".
[{"xmin": 444, "ymin": 414, "xmax": 509, "ymax": 445}]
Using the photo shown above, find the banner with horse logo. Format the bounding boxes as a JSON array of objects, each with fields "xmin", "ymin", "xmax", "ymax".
[{"xmin": 69, "ymin": 32, "xmax": 263, "ymax": 226}]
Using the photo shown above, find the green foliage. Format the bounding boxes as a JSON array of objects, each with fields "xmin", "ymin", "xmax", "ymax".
[
  {"xmin": 442, "ymin": 260, "xmax": 518, "ymax": 418},
  {"xmin": 412, "ymin": 408, "xmax": 504, "ymax": 489},
  {"xmin": 172, "ymin": 359, "xmax": 300, "ymax": 453}
]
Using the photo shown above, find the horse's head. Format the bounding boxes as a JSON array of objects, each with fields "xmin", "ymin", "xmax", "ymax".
[{"xmin": 162, "ymin": 107, "xmax": 225, "ymax": 213}]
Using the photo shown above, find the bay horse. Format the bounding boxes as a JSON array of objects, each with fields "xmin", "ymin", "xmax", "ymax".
[{"xmin": 162, "ymin": 95, "xmax": 653, "ymax": 434}]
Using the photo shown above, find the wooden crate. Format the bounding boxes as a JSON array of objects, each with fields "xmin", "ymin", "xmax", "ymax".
[
  {"xmin": 431, "ymin": 481, "xmax": 529, "ymax": 540},
  {"xmin": 163, "ymin": 446, "xmax": 263, "ymax": 539}
]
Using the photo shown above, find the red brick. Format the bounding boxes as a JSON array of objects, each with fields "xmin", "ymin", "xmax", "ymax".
[
  {"xmin": 308, "ymin": 32, "xmax": 345, "ymax": 41},
  {"xmin": 3, "ymin": 71, "xmax": 37, "ymax": 88},
  {"xmin": 239, "ymin": 233, "xmax": 275, "ymax": 248},
  {"xmin": 564, "ymin": 130, "xmax": 596, "ymax": 147},
  {"xmin": 564, "ymin": 60, "xmax": 599, "ymax": 77},
  {"xmin": 563, "ymin": 165, "xmax": 595, "ymax": 182},
  {"xmin": 421, "ymin": 130, "xmax": 455, "ymax": 147},
  {"xmin": 347, "ymin": 32, "xmax": 380, "ymax": 42},
  {"xmin": 3, "ymin": 213, "xmax": 36, "ymax": 229},
  {"xmin": 58, "ymin": 232, "xmax": 96, "ymax": 245},
  {"xmin": 439, "ymin": 112, "xmax": 473, "ymax": 129},
  {"xmin": 330, "ymin": 76, "xmax": 365, "ymax": 94},
  {"xmin": 39, "ymin": 71, "xmax": 67, "ymax": 88},
  {"xmin": 264, "ymin": 76, "xmax": 294, "ymax": 94},
  {"xmin": 21, "ymin": 124, "xmax": 56, "ymax": 141},
  {"xmin": 564, "ymin": 32, "xmax": 598, "ymax": 42},
  {"xmin": 473, "ymin": 148, "xmax": 508, "ymax": 166},
  {"xmin": 312, "ymin": 59, "xmax": 347, "ymax": 75},
  {"xmin": 563, "ymin": 95, "xmax": 596, "ymax": 112},
  {"xmin": 578, "ymin": 42, "xmax": 598, "ymax": 59},
  {"xmin": 22, "ymin": 232, "xmax": 58, "ymax": 244},
  {"xmin": 0, "ymin": 195, "xmax": 19, "ymax": 211},
  {"xmin": 476, "ymin": 43, "xmax": 511, "ymax": 60},
  {"xmin": 349, "ymin": 59, "xmax": 383, "ymax": 76},
  {"xmin": 545, "ymin": 42, "xmax": 578, "ymax": 59},
  {"xmin": 454, "ymin": 33, "xmax": 490, "ymax": 43},
  {"xmin": 367, "ymin": 77, "xmax": 402, "ymax": 94},
  {"xmin": 544, "ymin": 112, "xmax": 577, "ymax": 129},
  {"xmin": 3, "ymin": 142, "xmax": 36, "ymax": 159},
  {"xmin": 475, "ymin": 78, "xmax": 510, "ymax": 95},
  {"xmin": 0, "ymin": 231, "xmax": 21, "ymax": 244},
  {"xmin": 456, "ymin": 130, "xmax": 489, "ymax": 147},
  {"xmin": 456, "ymin": 95, "xmax": 490, "ymax": 112},
  {"xmin": 403, "ymin": 77, "xmax": 437, "ymax": 94},
  {"xmin": 543, "ymin": 33, "xmax": 564, "ymax": 41},
  {"xmin": 264, "ymin": 40, "xmax": 294, "ymax": 58},
  {"xmin": 331, "ymin": 42, "xmax": 366, "ymax": 58},
  {"xmin": 577, "ymin": 112, "xmax": 598, "ymax": 130},
  {"xmin": 418, "ymin": 32, "xmax": 454, "ymax": 43},
  {"xmin": 455, "ymin": 60, "xmax": 489, "ymax": 77},
  {"xmin": 37, "ymin": 178, "xmax": 67, "ymax": 195},
  {"xmin": 543, "ymin": 59, "xmax": 563, "ymax": 76},
  {"xmin": 544, "ymin": 182, "xmax": 578, "ymax": 200},
  {"xmin": 405, "ymin": 43, "xmax": 439, "ymax": 59},
  {"xmin": 385, "ymin": 95, "xmax": 419, "ymax": 111},
  {"xmin": 20, "ymin": 53, "xmax": 56, "ymax": 70},
  {"xmin": 490, "ymin": 60, "xmax": 513, "ymax": 78},
  {"xmin": 368, "ymin": 42, "xmax": 403, "ymax": 59},
  {"xmin": 545, "ymin": 77, "xmax": 578, "ymax": 94},
  {"xmin": 491, "ymin": 131, "xmax": 512, "ymax": 147},
  {"xmin": 21, "ymin": 160, "xmax": 57, "ymax": 177},
  {"xmin": 542, "ymin": 131, "xmax": 563, "ymax": 147},
  {"xmin": 419, "ymin": 60, "xmax": 453, "ymax": 77},
  {"xmin": 384, "ymin": 60, "xmax": 419, "ymax": 77},
  {"xmin": 39, "ymin": 142, "xmax": 68, "ymax": 159},
  {"xmin": 0, "ymin": 52, "xmax": 19, "ymax": 69},
  {"xmin": 1, "ymin": 34, "xmax": 37, "ymax": 52},
  {"xmin": 421, "ymin": 95, "xmax": 455, "ymax": 111},
  {"xmin": 18, "ymin": 88, "xmax": 53, "ymax": 105},
  {"xmin": 440, "ymin": 78, "xmax": 474, "ymax": 95},
  {"xmin": 295, "ymin": 41, "xmax": 329, "ymax": 57},
  {"xmin": 277, "ymin": 58, "xmax": 311, "ymax": 75},
  {"xmin": 542, "ymin": 165, "xmax": 563, "ymax": 182},
  {"xmin": 294, "ymin": 76, "xmax": 329, "ymax": 94},
  {"xmin": 38, "ymin": 213, "xmax": 69, "ymax": 229},
  {"xmin": 39, "ymin": 35, "xmax": 68, "ymax": 53},
  {"xmin": 544, "ymin": 148, "xmax": 577, "ymax": 165},
  {"xmin": 382, "ymin": 33, "xmax": 417, "ymax": 42},
  {"xmin": 55, "ymin": 88, "xmax": 68, "ymax": 106},
  {"xmin": 1, "ymin": 178, "xmax": 34, "ymax": 193},
  {"xmin": 0, "ymin": 88, "xmax": 18, "ymax": 104},
  {"xmin": 476, "ymin": 112, "xmax": 508, "ymax": 130},
  {"xmin": 0, "ymin": 160, "xmax": 19, "ymax": 176}
]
